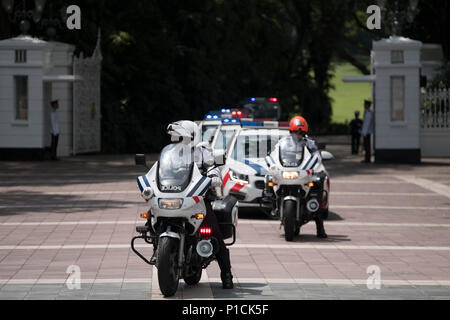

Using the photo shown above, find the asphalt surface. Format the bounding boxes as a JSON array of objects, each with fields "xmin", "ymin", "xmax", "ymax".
[{"xmin": 1, "ymin": 145, "xmax": 450, "ymax": 300}]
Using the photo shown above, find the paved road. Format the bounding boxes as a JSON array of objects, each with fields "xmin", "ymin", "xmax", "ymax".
[{"xmin": 1, "ymin": 147, "xmax": 450, "ymax": 300}]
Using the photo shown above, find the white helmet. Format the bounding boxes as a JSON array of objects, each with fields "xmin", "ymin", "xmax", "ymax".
[{"xmin": 167, "ymin": 120, "xmax": 200, "ymax": 145}]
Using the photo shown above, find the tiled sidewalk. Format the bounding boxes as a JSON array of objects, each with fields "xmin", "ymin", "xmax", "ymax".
[{"xmin": 1, "ymin": 150, "xmax": 450, "ymax": 299}]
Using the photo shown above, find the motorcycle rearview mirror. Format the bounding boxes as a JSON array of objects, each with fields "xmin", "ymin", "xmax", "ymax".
[
  {"xmin": 320, "ymin": 151, "xmax": 334, "ymax": 161},
  {"xmin": 135, "ymin": 154, "xmax": 149, "ymax": 168}
]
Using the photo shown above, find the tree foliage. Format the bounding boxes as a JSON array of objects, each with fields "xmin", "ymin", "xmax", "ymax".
[{"xmin": 0, "ymin": 0, "xmax": 448, "ymax": 152}]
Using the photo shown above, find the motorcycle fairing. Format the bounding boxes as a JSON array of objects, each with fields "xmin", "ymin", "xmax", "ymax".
[{"xmin": 137, "ymin": 161, "xmax": 212, "ymax": 235}]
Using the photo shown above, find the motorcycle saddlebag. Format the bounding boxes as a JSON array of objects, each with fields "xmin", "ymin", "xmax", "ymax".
[{"xmin": 212, "ymin": 195, "xmax": 237, "ymax": 239}]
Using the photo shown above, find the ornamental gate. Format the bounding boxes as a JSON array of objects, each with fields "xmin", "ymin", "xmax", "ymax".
[{"xmin": 420, "ymin": 87, "xmax": 450, "ymax": 157}]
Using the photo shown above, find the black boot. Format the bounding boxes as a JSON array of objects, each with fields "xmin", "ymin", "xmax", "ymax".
[
  {"xmin": 221, "ymin": 271, "xmax": 234, "ymax": 289},
  {"xmin": 315, "ymin": 214, "xmax": 328, "ymax": 238},
  {"xmin": 217, "ymin": 247, "xmax": 234, "ymax": 289}
]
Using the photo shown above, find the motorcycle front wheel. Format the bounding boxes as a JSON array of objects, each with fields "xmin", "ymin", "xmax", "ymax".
[
  {"xmin": 184, "ymin": 251, "xmax": 202, "ymax": 285},
  {"xmin": 157, "ymin": 237, "xmax": 180, "ymax": 297},
  {"xmin": 283, "ymin": 200, "xmax": 296, "ymax": 241}
]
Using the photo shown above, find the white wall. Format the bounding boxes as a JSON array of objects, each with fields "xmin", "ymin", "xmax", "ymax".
[
  {"xmin": 0, "ymin": 38, "xmax": 75, "ymax": 156},
  {"xmin": 373, "ymin": 37, "xmax": 422, "ymax": 152},
  {"xmin": 0, "ymin": 66, "xmax": 45, "ymax": 148}
]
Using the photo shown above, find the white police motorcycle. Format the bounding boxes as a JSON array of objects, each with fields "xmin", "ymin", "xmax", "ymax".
[
  {"xmin": 131, "ymin": 144, "xmax": 237, "ymax": 297},
  {"xmin": 264, "ymin": 138, "xmax": 333, "ymax": 241}
]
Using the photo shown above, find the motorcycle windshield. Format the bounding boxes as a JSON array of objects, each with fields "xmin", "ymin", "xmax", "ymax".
[
  {"xmin": 278, "ymin": 135, "xmax": 304, "ymax": 167},
  {"xmin": 158, "ymin": 144, "xmax": 194, "ymax": 192}
]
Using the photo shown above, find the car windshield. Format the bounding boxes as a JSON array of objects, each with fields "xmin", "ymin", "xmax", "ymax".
[
  {"xmin": 158, "ymin": 144, "xmax": 193, "ymax": 192},
  {"xmin": 242, "ymin": 103, "xmax": 279, "ymax": 119},
  {"xmin": 232, "ymin": 130, "xmax": 287, "ymax": 161},
  {"xmin": 201, "ymin": 124, "xmax": 218, "ymax": 142},
  {"xmin": 213, "ymin": 128, "xmax": 238, "ymax": 150},
  {"xmin": 278, "ymin": 135, "xmax": 304, "ymax": 167}
]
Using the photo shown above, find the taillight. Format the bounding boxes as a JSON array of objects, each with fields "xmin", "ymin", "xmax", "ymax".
[{"xmin": 199, "ymin": 227, "xmax": 212, "ymax": 238}]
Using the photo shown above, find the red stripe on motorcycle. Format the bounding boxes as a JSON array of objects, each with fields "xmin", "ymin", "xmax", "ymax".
[
  {"xmin": 230, "ymin": 182, "xmax": 246, "ymax": 192},
  {"xmin": 222, "ymin": 171, "xmax": 230, "ymax": 188},
  {"xmin": 193, "ymin": 196, "xmax": 200, "ymax": 203}
]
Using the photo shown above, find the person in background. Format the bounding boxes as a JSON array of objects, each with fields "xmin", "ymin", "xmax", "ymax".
[
  {"xmin": 50, "ymin": 100, "xmax": 60, "ymax": 160},
  {"xmin": 361, "ymin": 100, "xmax": 373, "ymax": 163},
  {"xmin": 349, "ymin": 110, "xmax": 362, "ymax": 155}
]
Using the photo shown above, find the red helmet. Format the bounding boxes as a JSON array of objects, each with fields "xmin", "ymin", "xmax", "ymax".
[{"xmin": 289, "ymin": 116, "xmax": 308, "ymax": 134}]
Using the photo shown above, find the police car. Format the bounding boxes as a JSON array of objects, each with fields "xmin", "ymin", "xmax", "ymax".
[
  {"xmin": 210, "ymin": 118, "xmax": 241, "ymax": 153},
  {"xmin": 237, "ymin": 97, "xmax": 281, "ymax": 121},
  {"xmin": 220, "ymin": 125, "xmax": 290, "ymax": 216},
  {"xmin": 198, "ymin": 111, "xmax": 222, "ymax": 144}
]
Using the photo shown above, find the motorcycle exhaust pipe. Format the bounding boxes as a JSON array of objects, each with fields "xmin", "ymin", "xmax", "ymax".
[
  {"xmin": 196, "ymin": 239, "xmax": 214, "ymax": 258},
  {"xmin": 306, "ymin": 199, "xmax": 320, "ymax": 213}
]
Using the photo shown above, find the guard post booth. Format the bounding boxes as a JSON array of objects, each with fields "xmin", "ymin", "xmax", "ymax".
[
  {"xmin": 372, "ymin": 36, "xmax": 423, "ymax": 163},
  {"xmin": 0, "ymin": 35, "xmax": 82, "ymax": 160}
]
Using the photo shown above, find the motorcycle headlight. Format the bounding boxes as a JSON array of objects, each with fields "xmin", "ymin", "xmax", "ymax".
[
  {"xmin": 282, "ymin": 171, "xmax": 299, "ymax": 180},
  {"xmin": 158, "ymin": 198, "xmax": 183, "ymax": 210},
  {"xmin": 229, "ymin": 170, "xmax": 249, "ymax": 183}
]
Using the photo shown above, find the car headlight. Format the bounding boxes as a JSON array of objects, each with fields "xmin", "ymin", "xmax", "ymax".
[
  {"xmin": 282, "ymin": 171, "xmax": 299, "ymax": 180},
  {"xmin": 229, "ymin": 170, "xmax": 249, "ymax": 183},
  {"xmin": 158, "ymin": 198, "xmax": 183, "ymax": 209}
]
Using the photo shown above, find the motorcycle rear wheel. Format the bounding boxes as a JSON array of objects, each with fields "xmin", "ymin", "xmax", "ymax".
[
  {"xmin": 157, "ymin": 237, "xmax": 180, "ymax": 297},
  {"xmin": 284, "ymin": 200, "xmax": 296, "ymax": 241}
]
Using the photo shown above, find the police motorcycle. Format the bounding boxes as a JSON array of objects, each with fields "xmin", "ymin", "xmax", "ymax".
[
  {"xmin": 131, "ymin": 142, "xmax": 237, "ymax": 297},
  {"xmin": 264, "ymin": 137, "xmax": 333, "ymax": 241}
]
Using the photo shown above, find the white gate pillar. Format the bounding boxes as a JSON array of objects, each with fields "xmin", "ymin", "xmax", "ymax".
[{"xmin": 372, "ymin": 36, "xmax": 422, "ymax": 163}]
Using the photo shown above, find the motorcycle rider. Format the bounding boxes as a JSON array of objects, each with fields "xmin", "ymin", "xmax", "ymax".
[
  {"xmin": 143, "ymin": 120, "xmax": 234, "ymax": 289},
  {"xmin": 273, "ymin": 116, "xmax": 328, "ymax": 238}
]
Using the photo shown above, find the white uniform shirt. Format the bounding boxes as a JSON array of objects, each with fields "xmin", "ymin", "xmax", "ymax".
[
  {"xmin": 193, "ymin": 146, "xmax": 220, "ymax": 178},
  {"xmin": 50, "ymin": 110, "xmax": 60, "ymax": 135},
  {"xmin": 361, "ymin": 110, "xmax": 373, "ymax": 136}
]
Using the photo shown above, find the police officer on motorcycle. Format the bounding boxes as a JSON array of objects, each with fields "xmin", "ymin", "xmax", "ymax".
[
  {"xmin": 147, "ymin": 120, "xmax": 234, "ymax": 289},
  {"xmin": 275, "ymin": 116, "xmax": 328, "ymax": 238}
]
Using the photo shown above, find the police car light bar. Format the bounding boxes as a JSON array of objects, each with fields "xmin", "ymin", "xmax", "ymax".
[
  {"xmin": 268, "ymin": 97, "xmax": 278, "ymax": 102},
  {"xmin": 241, "ymin": 120, "xmax": 281, "ymax": 128},
  {"xmin": 222, "ymin": 118, "xmax": 240, "ymax": 124},
  {"xmin": 205, "ymin": 114, "xmax": 220, "ymax": 120},
  {"xmin": 220, "ymin": 108, "xmax": 231, "ymax": 113},
  {"xmin": 241, "ymin": 121, "xmax": 263, "ymax": 127}
]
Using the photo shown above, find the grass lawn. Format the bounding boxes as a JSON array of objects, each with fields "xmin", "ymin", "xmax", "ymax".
[{"xmin": 329, "ymin": 62, "xmax": 371, "ymax": 124}]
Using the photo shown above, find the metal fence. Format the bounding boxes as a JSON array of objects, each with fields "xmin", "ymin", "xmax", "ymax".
[{"xmin": 421, "ymin": 88, "xmax": 450, "ymax": 129}]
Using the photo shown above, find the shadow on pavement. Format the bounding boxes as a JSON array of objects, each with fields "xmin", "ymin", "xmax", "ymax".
[
  {"xmin": 0, "ymin": 190, "xmax": 141, "ymax": 216},
  {"xmin": 325, "ymin": 211, "xmax": 344, "ymax": 221},
  {"xmin": 278, "ymin": 231, "xmax": 351, "ymax": 243}
]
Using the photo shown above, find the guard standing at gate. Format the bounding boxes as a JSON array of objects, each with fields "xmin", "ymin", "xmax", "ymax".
[{"xmin": 50, "ymin": 100, "xmax": 60, "ymax": 160}]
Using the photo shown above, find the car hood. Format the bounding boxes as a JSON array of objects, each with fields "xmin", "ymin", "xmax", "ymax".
[{"xmin": 227, "ymin": 157, "xmax": 269, "ymax": 176}]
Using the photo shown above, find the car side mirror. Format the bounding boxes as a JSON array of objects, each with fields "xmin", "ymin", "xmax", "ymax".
[
  {"xmin": 213, "ymin": 149, "xmax": 226, "ymax": 166},
  {"xmin": 321, "ymin": 151, "xmax": 334, "ymax": 161},
  {"xmin": 135, "ymin": 154, "xmax": 148, "ymax": 168}
]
